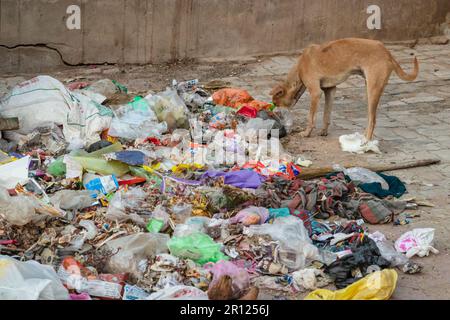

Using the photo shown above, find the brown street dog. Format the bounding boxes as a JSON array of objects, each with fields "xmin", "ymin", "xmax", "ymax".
[{"xmin": 270, "ymin": 38, "xmax": 419, "ymax": 140}]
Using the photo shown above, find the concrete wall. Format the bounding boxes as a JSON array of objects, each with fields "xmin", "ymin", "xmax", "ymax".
[{"xmin": 1, "ymin": 0, "xmax": 449, "ymax": 73}]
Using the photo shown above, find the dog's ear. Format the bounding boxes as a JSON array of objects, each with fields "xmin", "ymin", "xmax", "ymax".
[{"xmin": 270, "ymin": 85, "xmax": 286, "ymax": 98}]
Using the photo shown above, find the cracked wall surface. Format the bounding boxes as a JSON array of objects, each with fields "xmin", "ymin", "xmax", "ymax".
[{"xmin": 1, "ymin": 0, "xmax": 449, "ymax": 73}]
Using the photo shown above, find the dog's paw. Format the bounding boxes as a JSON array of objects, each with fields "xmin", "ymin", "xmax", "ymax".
[
  {"xmin": 318, "ymin": 129, "xmax": 329, "ymax": 137},
  {"xmin": 300, "ymin": 130, "xmax": 312, "ymax": 138}
]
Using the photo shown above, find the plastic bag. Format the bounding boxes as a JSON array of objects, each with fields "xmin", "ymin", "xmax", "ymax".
[
  {"xmin": 292, "ymin": 268, "xmax": 326, "ymax": 290},
  {"xmin": 273, "ymin": 107, "xmax": 294, "ymax": 134},
  {"xmin": 168, "ymin": 232, "xmax": 228, "ymax": 265},
  {"xmin": 106, "ymin": 188, "xmax": 150, "ymax": 226},
  {"xmin": 230, "ymin": 207, "xmax": 269, "ymax": 226},
  {"xmin": 172, "ymin": 203, "xmax": 193, "ymax": 224},
  {"xmin": 0, "ymin": 255, "xmax": 69, "ymax": 300},
  {"xmin": 146, "ymin": 205, "xmax": 170, "ymax": 233},
  {"xmin": 106, "ymin": 233, "xmax": 170, "ymax": 280},
  {"xmin": 305, "ymin": 269, "xmax": 398, "ymax": 300},
  {"xmin": 212, "ymin": 88, "xmax": 254, "ymax": 108},
  {"xmin": 394, "ymin": 228, "xmax": 439, "ymax": 258},
  {"xmin": 108, "ymin": 102, "xmax": 167, "ymax": 140},
  {"xmin": 206, "ymin": 261, "xmax": 250, "ymax": 299},
  {"xmin": 339, "ymin": 132, "xmax": 381, "ymax": 154},
  {"xmin": 0, "ymin": 186, "xmax": 41, "ymax": 226},
  {"xmin": 84, "ymin": 79, "xmax": 118, "ymax": 98},
  {"xmin": 50, "ymin": 190, "xmax": 95, "ymax": 211},
  {"xmin": 369, "ymin": 232, "xmax": 409, "ymax": 267},
  {"xmin": 343, "ymin": 167, "xmax": 389, "ymax": 190},
  {"xmin": 145, "ymin": 285, "xmax": 208, "ymax": 300},
  {"xmin": 173, "ymin": 217, "xmax": 211, "ymax": 238},
  {"xmin": 247, "ymin": 216, "xmax": 319, "ymax": 270},
  {"xmin": 147, "ymin": 88, "xmax": 190, "ymax": 130},
  {"xmin": 72, "ymin": 156, "xmax": 129, "ymax": 177}
]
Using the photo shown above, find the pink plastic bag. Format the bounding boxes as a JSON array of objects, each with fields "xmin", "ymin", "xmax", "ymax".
[
  {"xmin": 230, "ymin": 206, "xmax": 269, "ymax": 226},
  {"xmin": 206, "ymin": 261, "xmax": 250, "ymax": 299}
]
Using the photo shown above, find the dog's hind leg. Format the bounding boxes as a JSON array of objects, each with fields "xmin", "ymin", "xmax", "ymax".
[
  {"xmin": 301, "ymin": 83, "xmax": 322, "ymax": 138},
  {"xmin": 319, "ymin": 87, "xmax": 336, "ymax": 136},
  {"xmin": 364, "ymin": 70, "xmax": 390, "ymax": 141}
]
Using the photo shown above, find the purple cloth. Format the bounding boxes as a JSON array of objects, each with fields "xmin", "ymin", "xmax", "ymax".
[{"xmin": 201, "ymin": 170, "xmax": 265, "ymax": 189}]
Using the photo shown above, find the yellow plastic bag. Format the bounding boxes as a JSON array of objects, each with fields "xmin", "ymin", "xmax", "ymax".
[{"xmin": 305, "ymin": 269, "xmax": 398, "ymax": 300}]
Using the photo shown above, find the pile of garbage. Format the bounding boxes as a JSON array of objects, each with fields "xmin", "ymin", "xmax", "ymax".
[{"xmin": 0, "ymin": 76, "xmax": 438, "ymax": 300}]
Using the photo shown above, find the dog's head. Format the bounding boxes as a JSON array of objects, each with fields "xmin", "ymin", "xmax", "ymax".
[{"xmin": 271, "ymin": 83, "xmax": 305, "ymax": 108}]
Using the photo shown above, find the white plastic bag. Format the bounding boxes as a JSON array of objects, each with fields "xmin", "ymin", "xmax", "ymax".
[
  {"xmin": 395, "ymin": 228, "xmax": 439, "ymax": 258},
  {"xmin": 292, "ymin": 268, "xmax": 325, "ymax": 290},
  {"xmin": 339, "ymin": 132, "xmax": 381, "ymax": 154},
  {"xmin": 0, "ymin": 255, "xmax": 69, "ymax": 300},
  {"xmin": 145, "ymin": 285, "xmax": 208, "ymax": 300}
]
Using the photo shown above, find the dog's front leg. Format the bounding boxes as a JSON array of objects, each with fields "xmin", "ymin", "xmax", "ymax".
[
  {"xmin": 319, "ymin": 87, "xmax": 336, "ymax": 136},
  {"xmin": 301, "ymin": 87, "xmax": 321, "ymax": 138}
]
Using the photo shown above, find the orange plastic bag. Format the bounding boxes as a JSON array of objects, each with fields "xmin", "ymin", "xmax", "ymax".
[
  {"xmin": 305, "ymin": 269, "xmax": 398, "ymax": 300},
  {"xmin": 212, "ymin": 88, "xmax": 254, "ymax": 108},
  {"xmin": 247, "ymin": 100, "xmax": 271, "ymax": 111}
]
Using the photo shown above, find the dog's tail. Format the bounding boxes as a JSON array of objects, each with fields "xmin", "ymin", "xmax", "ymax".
[{"xmin": 390, "ymin": 55, "xmax": 419, "ymax": 81}]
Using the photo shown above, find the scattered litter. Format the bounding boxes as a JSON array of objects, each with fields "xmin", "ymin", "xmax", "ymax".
[{"xmin": 0, "ymin": 75, "xmax": 438, "ymax": 301}]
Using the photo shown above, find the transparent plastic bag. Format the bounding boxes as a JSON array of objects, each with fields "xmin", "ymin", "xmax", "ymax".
[
  {"xmin": 106, "ymin": 188, "xmax": 150, "ymax": 226},
  {"xmin": 147, "ymin": 88, "xmax": 190, "ymax": 130},
  {"xmin": 106, "ymin": 233, "xmax": 170, "ymax": 279},
  {"xmin": 173, "ymin": 217, "xmax": 211, "ymax": 238},
  {"xmin": 50, "ymin": 190, "xmax": 94, "ymax": 211},
  {"xmin": 109, "ymin": 103, "xmax": 167, "ymax": 140},
  {"xmin": 273, "ymin": 107, "xmax": 294, "ymax": 134},
  {"xmin": 0, "ymin": 187, "xmax": 41, "ymax": 226},
  {"xmin": 172, "ymin": 203, "xmax": 193, "ymax": 224},
  {"xmin": 247, "ymin": 216, "xmax": 319, "ymax": 270},
  {"xmin": 343, "ymin": 167, "xmax": 389, "ymax": 190}
]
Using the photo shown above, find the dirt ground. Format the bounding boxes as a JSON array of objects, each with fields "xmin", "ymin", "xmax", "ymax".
[{"xmin": 1, "ymin": 42, "xmax": 449, "ymax": 300}]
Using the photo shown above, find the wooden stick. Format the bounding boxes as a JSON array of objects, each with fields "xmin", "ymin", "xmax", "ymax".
[
  {"xmin": 298, "ymin": 158, "xmax": 441, "ymax": 180},
  {"xmin": 0, "ymin": 117, "xmax": 19, "ymax": 131}
]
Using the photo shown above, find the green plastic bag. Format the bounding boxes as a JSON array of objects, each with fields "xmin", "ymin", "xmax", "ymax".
[
  {"xmin": 47, "ymin": 157, "xmax": 66, "ymax": 177},
  {"xmin": 168, "ymin": 232, "xmax": 228, "ymax": 265}
]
